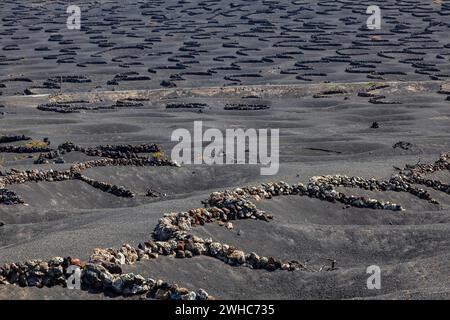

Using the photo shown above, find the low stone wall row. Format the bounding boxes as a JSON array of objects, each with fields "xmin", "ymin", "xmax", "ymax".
[
  {"xmin": 0, "ymin": 157, "xmax": 177, "ymax": 204},
  {"xmin": 0, "ymin": 188, "xmax": 24, "ymax": 205},
  {"xmin": 0, "ymin": 135, "xmax": 31, "ymax": 144},
  {"xmin": 35, "ymin": 142, "xmax": 162, "ymax": 164},
  {"xmin": 0, "ymin": 145, "xmax": 52, "ymax": 154},
  {"xmin": 0, "ymin": 139, "xmax": 163, "ymax": 162},
  {"xmin": 0, "ymin": 256, "xmax": 211, "ymax": 300},
  {"xmin": 398, "ymin": 153, "xmax": 450, "ymax": 195}
]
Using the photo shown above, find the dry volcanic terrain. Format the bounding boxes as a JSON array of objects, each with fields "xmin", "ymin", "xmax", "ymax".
[{"xmin": 0, "ymin": 0, "xmax": 450, "ymax": 300}]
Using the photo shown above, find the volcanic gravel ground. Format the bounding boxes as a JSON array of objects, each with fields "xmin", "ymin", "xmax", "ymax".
[
  {"xmin": 1, "ymin": 0, "xmax": 450, "ymax": 300},
  {"xmin": 1, "ymin": 0, "xmax": 450, "ymax": 95},
  {"xmin": 0, "ymin": 80, "xmax": 450, "ymax": 299}
]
